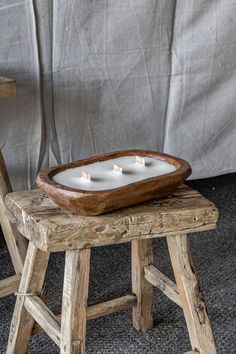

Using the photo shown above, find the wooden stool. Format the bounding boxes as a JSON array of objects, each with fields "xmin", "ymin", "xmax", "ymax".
[
  {"xmin": 5, "ymin": 185, "xmax": 218, "ymax": 354},
  {"xmin": 0, "ymin": 76, "xmax": 27, "ymax": 297}
]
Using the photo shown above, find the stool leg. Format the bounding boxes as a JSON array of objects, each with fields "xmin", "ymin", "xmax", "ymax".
[
  {"xmin": 60, "ymin": 248, "xmax": 91, "ymax": 354},
  {"xmin": 131, "ymin": 239, "xmax": 153, "ymax": 331},
  {"xmin": 6, "ymin": 241, "xmax": 50, "ymax": 354},
  {"xmin": 0, "ymin": 149, "xmax": 28, "ymax": 274},
  {"xmin": 167, "ymin": 234, "xmax": 217, "ymax": 354}
]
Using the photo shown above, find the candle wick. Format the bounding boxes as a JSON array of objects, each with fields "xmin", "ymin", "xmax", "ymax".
[
  {"xmin": 113, "ymin": 164, "xmax": 123, "ymax": 173},
  {"xmin": 136, "ymin": 156, "xmax": 145, "ymax": 166},
  {"xmin": 81, "ymin": 171, "xmax": 91, "ymax": 181}
]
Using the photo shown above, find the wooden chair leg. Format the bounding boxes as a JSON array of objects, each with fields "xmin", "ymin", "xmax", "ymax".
[
  {"xmin": 131, "ymin": 239, "xmax": 153, "ymax": 331},
  {"xmin": 167, "ymin": 234, "xmax": 217, "ymax": 354},
  {"xmin": 60, "ymin": 248, "xmax": 91, "ymax": 354},
  {"xmin": 0, "ymin": 149, "xmax": 28, "ymax": 274},
  {"xmin": 6, "ymin": 241, "xmax": 50, "ymax": 354}
]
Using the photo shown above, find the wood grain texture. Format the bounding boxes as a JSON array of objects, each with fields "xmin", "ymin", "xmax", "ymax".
[
  {"xmin": 87, "ymin": 294, "xmax": 137, "ymax": 320},
  {"xmin": 5, "ymin": 183, "xmax": 218, "ymax": 353},
  {"xmin": 32, "ymin": 294, "xmax": 137, "ymax": 335},
  {"xmin": 0, "ymin": 274, "xmax": 21, "ymax": 298},
  {"xmin": 36, "ymin": 150, "xmax": 191, "ymax": 215},
  {"xmin": 167, "ymin": 234, "xmax": 217, "ymax": 354},
  {"xmin": 132, "ymin": 239, "xmax": 153, "ymax": 331},
  {"xmin": 0, "ymin": 76, "xmax": 16, "ymax": 98},
  {"xmin": 0, "ymin": 150, "xmax": 27, "ymax": 273},
  {"xmin": 0, "ymin": 76, "xmax": 27, "ymax": 297},
  {"xmin": 144, "ymin": 265, "xmax": 182, "ymax": 308},
  {"xmin": 61, "ymin": 249, "xmax": 91, "ymax": 354},
  {"xmin": 24, "ymin": 295, "xmax": 61, "ymax": 346},
  {"xmin": 5, "ymin": 185, "xmax": 219, "ymax": 251},
  {"xmin": 6, "ymin": 242, "xmax": 50, "ymax": 354}
]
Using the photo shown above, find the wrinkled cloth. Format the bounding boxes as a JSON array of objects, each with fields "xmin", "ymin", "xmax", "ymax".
[{"xmin": 0, "ymin": 0, "xmax": 235, "ymax": 191}]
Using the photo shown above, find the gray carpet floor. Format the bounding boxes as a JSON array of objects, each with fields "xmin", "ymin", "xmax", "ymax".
[{"xmin": 0, "ymin": 174, "xmax": 235, "ymax": 353}]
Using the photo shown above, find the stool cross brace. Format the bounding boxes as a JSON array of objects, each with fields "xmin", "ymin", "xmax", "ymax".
[{"xmin": 5, "ymin": 185, "xmax": 218, "ymax": 354}]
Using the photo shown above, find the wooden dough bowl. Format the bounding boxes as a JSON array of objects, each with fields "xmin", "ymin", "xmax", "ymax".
[{"xmin": 36, "ymin": 150, "xmax": 191, "ymax": 215}]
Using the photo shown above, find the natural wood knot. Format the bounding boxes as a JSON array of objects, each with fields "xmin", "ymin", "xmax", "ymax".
[
  {"xmin": 73, "ymin": 339, "xmax": 81, "ymax": 345},
  {"xmin": 31, "ymin": 195, "xmax": 48, "ymax": 206},
  {"xmin": 72, "ymin": 338, "xmax": 82, "ymax": 348},
  {"xmin": 95, "ymin": 226, "xmax": 105, "ymax": 232},
  {"xmin": 194, "ymin": 300, "xmax": 206, "ymax": 324}
]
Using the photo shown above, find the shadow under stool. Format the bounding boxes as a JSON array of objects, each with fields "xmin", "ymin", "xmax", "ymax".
[{"xmin": 5, "ymin": 184, "xmax": 218, "ymax": 354}]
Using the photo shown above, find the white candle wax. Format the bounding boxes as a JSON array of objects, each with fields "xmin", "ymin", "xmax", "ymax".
[{"xmin": 53, "ymin": 156, "xmax": 176, "ymax": 191}]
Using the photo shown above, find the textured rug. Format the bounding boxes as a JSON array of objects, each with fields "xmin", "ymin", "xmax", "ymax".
[{"xmin": 0, "ymin": 174, "xmax": 235, "ymax": 353}]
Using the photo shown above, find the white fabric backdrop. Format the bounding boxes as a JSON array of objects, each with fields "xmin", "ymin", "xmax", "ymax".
[{"xmin": 0, "ymin": 0, "xmax": 235, "ymax": 191}]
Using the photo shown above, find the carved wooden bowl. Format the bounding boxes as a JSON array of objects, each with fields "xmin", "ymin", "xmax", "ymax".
[{"xmin": 36, "ymin": 150, "xmax": 191, "ymax": 215}]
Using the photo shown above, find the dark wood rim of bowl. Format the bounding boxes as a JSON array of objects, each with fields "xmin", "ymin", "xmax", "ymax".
[{"xmin": 36, "ymin": 149, "xmax": 192, "ymax": 195}]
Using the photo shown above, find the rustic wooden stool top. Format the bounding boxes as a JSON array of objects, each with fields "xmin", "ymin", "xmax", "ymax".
[{"xmin": 5, "ymin": 184, "xmax": 219, "ymax": 354}]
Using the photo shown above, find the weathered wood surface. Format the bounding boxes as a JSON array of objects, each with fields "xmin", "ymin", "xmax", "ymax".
[
  {"xmin": 0, "ymin": 274, "xmax": 21, "ymax": 298},
  {"xmin": 144, "ymin": 265, "xmax": 182, "ymax": 308},
  {"xmin": 0, "ymin": 76, "xmax": 27, "ymax": 298},
  {"xmin": 0, "ymin": 150, "xmax": 27, "ymax": 273},
  {"xmin": 5, "ymin": 185, "xmax": 219, "ymax": 251},
  {"xmin": 167, "ymin": 234, "xmax": 217, "ymax": 354},
  {"xmin": 32, "ymin": 294, "xmax": 137, "ymax": 335},
  {"xmin": 24, "ymin": 295, "xmax": 61, "ymax": 346},
  {"xmin": 60, "ymin": 249, "xmax": 91, "ymax": 354},
  {"xmin": 132, "ymin": 239, "xmax": 153, "ymax": 331},
  {"xmin": 36, "ymin": 149, "xmax": 191, "ymax": 215},
  {"xmin": 0, "ymin": 76, "xmax": 16, "ymax": 98},
  {"xmin": 6, "ymin": 242, "xmax": 50, "ymax": 354},
  {"xmin": 87, "ymin": 294, "xmax": 136, "ymax": 320}
]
